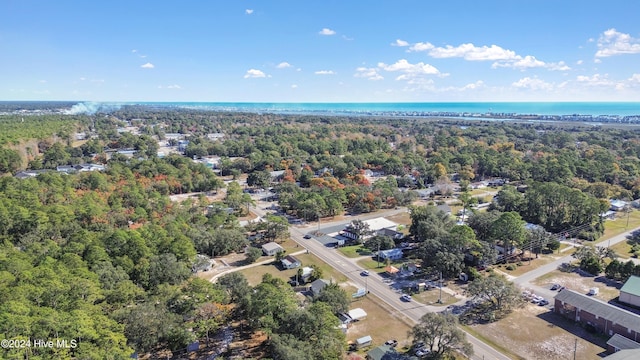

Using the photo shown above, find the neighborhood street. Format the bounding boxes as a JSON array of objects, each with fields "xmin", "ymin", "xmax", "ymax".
[{"xmin": 242, "ymin": 199, "xmax": 640, "ymax": 359}]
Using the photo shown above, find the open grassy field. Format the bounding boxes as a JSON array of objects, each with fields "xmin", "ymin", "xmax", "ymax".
[
  {"xmin": 412, "ymin": 287, "xmax": 458, "ymax": 306},
  {"xmin": 238, "ymin": 252, "xmax": 350, "ymax": 286},
  {"xmin": 338, "ymin": 245, "xmax": 374, "ymax": 258},
  {"xmin": 609, "ymin": 240, "xmax": 634, "ymax": 259},
  {"xmin": 465, "ymin": 305, "xmax": 606, "ymax": 360},
  {"xmin": 597, "ymin": 210, "xmax": 640, "ymax": 244}
]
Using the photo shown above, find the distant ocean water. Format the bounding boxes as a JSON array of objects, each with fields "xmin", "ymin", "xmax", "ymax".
[{"xmin": 67, "ymin": 101, "xmax": 640, "ymax": 117}]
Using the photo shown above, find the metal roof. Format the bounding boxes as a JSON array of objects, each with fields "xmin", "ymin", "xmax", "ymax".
[
  {"xmin": 607, "ymin": 334, "xmax": 640, "ymax": 351},
  {"xmin": 555, "ymin": 289, "xmax": 640, "ymax": 332},
  {"xmin": 621, "ymin": 276, "xmax": 640, "ymax": 296}
]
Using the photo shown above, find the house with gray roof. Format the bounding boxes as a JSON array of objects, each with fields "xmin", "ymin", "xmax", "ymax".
[
  {"xmin": 620, "ymin": 276, "xmax": 640, "ymax": 307},
  {"xmin": 310, "ymin": 279, "xmax": 330, "ymax": 296},
  {"xmin": 261, "ymin": 242, "xmax": 284, "ymax": 256},
  {"xmin": 554, "ymin": 289, "xmax": 640, "ymax": 344}
]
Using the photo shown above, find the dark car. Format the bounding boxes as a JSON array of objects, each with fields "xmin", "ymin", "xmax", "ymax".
[
  {"xmin": 385, "ymin": 339, "xmax": 398, "ymax": 347},
  {"xmin": 303, "ymin": 234, "xmax": 312, "ymax": 239}
]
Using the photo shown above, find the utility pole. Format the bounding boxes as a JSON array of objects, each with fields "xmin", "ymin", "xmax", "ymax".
[
  {"xmin": 437, "ymin": 271, "xmax": 443, "ymax": 304},
  {"xmin": 573, "ymin": 338, "xmax": 578, "ymax": 360},
  {"xmin": 377, "ymin": 243, "xmax": 380, "ymax": 268}
]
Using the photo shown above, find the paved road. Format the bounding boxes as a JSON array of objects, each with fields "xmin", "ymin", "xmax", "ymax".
[
  {"xmin": 245, "ymin": 201, "xmax": 640, "ymax": 359},
  {"xmin": 285, "ymin": 209, "xmax": 510, "ymax": 360},
  {"xmin": 512, "ymin": 226, "xmax": 640, "ymax": 301}
]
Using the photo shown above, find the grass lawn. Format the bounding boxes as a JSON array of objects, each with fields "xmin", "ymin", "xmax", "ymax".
[
  {"xmin": 412, "ymin": 288, "xmax": 458, "ymax": 306},
  {"xmin": 597, "ymin": 210, "xmax": 640, "ymax": 244},
  {"xmin": 338, "ymin": 245, "xmax": 374, "ymax": 258},
  {"xmin": 357, "ymin": 258, "xmax": 405, "ymax": 272},
  {"xmin": 343, "ymin": 288, "xmax": 415, "ymax": 353},
  {"xmin": 238, "ymin": 253, "xmax": 349, "ymax": 286},
  {"xmin": 609, "ymin": 240, "xmax": 633, "ymax": 259},
  {"xmin": 496, "ymin": 252, "xmax": 565, "ymax": 277},
  {"xmin": 464, "ymin": 305, "xmax": 606, "ymax": 360},
  {"xmin": 386, "ymin": 212, "xmax": 412, "ymax": 226}
]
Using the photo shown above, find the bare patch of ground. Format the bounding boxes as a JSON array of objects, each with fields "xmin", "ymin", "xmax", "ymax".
[
  {"xmin": 467, "ymin": 305, "xmax": 606, "ymax": 360},
  {"xmin": 533, "ymin": 270, "xmax": 622, "ymax": 301}
]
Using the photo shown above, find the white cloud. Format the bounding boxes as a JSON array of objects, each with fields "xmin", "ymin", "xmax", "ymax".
[
  {"xmin": 141, "ymin": 62, "xmax": 155, "ymax": 69},
  {"xmin": 354, "ymin": 67, "xmax": 383, "ymax": 81},
  {"xmin": 158, "ymin": 84, "xmax": 182, "ymax": 89},
  {"xmin": 512, "ymin": 77, "xmax": 553, "ymax": 91},
  {"xmin": 426, "ymin": 43, "xmax": 518, "ymax": 61},
  {"xmin": 315, "ymin": 70, "xmax": 335, "ymax": 75},
  {"xmin": 629, "ymin": 74, "xmax": 640, "ymax": 84},
  {"xmin": 291, "ymin": 84, "xmax": 298, "ymax": 88},
  {"xmin": 392, "ymin": 39, "xmax": 409, "ymax": 47},
  {"xmin": 245, "ymin": 9, "xmax": 254, "ymax": 15},
  {"xmin": 276, "ymin": 62, "xmax": 292, "ymax": 69},
  {"xmin": 462, "ymin": 80, "xmax": 485, "ymax": 90},
  {"xmin": 244, "ymin": 69, "xmax": 268, "ymax": 78},
  {"xmin": 408, "ymin": 42, "xmax": 434, "ymax": 52},
  {"xmin": 576, "ymin": 60, "xmax": 584, "ymax": 65},
  {"xmin": 594, "ymin": 58, "xmax": 602, "ymax": 64},
  {"xmin": 319, "ymin": 28, "xmax": 336, "ymax": 36},
  {"xmin": 492, "ymin": 55, "xmax": 545, "ymax": 69},
  {"xmin": 378, "ymin": 59, "xmax": 440, "ymax": 75},
  {"xmin": 576, "ymin": 73, "xmax": 615, "ymax": 87},
  {"xmin": 596, "ymin": 28, "xmax": 640, "ymax": 57}
]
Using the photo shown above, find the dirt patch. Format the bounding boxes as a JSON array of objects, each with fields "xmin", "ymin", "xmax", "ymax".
[
  {"xmin": 533, "ymin": 270, "xmax": 622, "ymax": 301},
  {"xmin": 468, "ymin": 305, "xmax": 606, "ymax": 360}
]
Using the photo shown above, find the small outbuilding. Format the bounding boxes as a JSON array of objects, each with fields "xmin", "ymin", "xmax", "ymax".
[
  {"xmin": 261, "ymin": 242, "xmax": 284, "ymax": 256},
  {"xmin": 356, "ymin": 335, "xmax": 373, "ymax": 349},
  {"xmin": 347, "ymin": 308, "xmax": 368, "ymax": 322},
  {"xmin": 310, "ymin": 279, "xmax": 330, "ymax": 296}
]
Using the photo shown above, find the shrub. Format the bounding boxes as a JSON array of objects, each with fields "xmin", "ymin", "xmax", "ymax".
[{"xmin": 505, "ymin": 264, "xmax": 516, "ymax": 271}]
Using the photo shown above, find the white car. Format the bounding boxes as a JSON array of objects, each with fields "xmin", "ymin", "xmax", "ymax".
[
  {"xmin": 401, "ymin": 294, "xmax": 412, "ymax": 302},
  {"xmin": 416, "ymin": 347, "xmax": 431, "ymax": 357},
  {"xmin": 361, "ymin": 270, "xmax": 370, "ymax": 276}
]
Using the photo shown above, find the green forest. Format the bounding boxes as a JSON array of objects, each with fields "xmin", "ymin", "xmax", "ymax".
[{"xmin": 2, "ymin": 106, "xmax": 640, "ymax": 358}]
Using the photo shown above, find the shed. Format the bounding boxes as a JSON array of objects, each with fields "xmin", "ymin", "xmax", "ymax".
[
  {"xmin": 602, "ymin": 349, "xmax": 640, "ymax": 359},
  {"xmin": 356, "ymin": 335, "xmax": 373, "ymax": 349},
  {"xmin": 261, "ymin": 242, "xmax": 284, "ymax": 256},
  {"xmin": 384, "ymin": 265, "xmax": 400, "ymax": 276},
  {"xmin": 347, "ymin": 308, "xmax": 368, "ymax": 321},
  {"xmin": 620, "ymin": 276, "xmax": 640, "ymax": 307}
]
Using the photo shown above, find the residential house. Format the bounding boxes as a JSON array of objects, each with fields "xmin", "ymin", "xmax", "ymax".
[
  {"xmin": 366, "ymin": 345, "xmax": 405, "ymax": 360},
  {"xmin": 261, "ymin": 242, "xmax": 284, "ymax": 256},
  {"xmin": 378, "ymin": 248, "xmax": 403, "ymax": 261},
  {"xmin": 611, "ymin": 199, "xmax": 629, "ymax": 212},
  {"xmin": 281, "ymin": 255, "xmax": 301, "ymax": 270},
  {"xmin": 14, "ymin": 170, "xmax": 49, "ymax": 179},
  {"xmin": 377, "ymin": 228, "xmax": 405, "ymax": 240},
  {"xmin": 299, "ymin": 266, "xmax": 314, "ymax": 282},
  {"xmin": 436, "ymin": 204, "xmax": 452, "ymax": 215},
  {"xmin": 342, "ymin": 218, "xmax": 399, "ymax": 242},
  {"xmin": 554, "ymin": 289, "xmax": 640, "ymax": 346},
  {"xmin": 620, "ymin": 276, "xmax": 640, "ymax": 307},
  {"xmin": 310, "ymin": 279, "xmax": 330, "ymax": 296}
]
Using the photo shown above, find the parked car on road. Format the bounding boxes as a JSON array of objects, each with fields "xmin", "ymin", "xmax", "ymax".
[
  {"xmin": 401, "ymin": 294, "xmax": 412, "ymax": 302},
  {"xmin": 361, "ymin": 270, "xmax": 370, "ymax": 276}
]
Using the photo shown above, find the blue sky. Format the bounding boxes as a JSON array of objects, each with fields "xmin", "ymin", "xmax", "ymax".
[{"xmin": 2, "ymin": 0, "xmax": 640, "ymax": 102}]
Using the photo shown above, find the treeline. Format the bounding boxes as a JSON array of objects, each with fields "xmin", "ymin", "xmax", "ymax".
[{"xmin": 0, "ymin": 156, "xmax": 232, "ymax": 358}]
